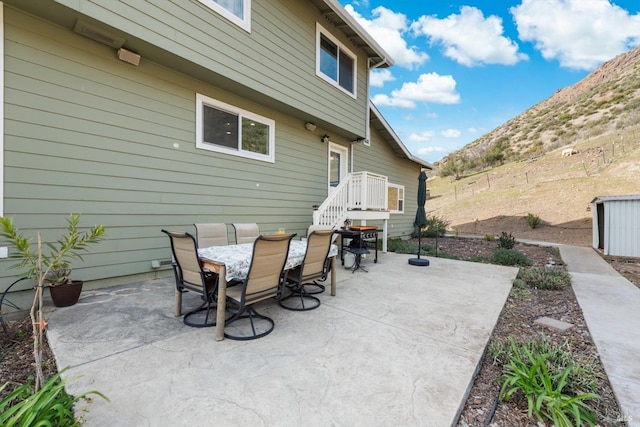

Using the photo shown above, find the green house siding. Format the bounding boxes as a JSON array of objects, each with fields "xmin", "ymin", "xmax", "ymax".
[
  {"xmin": 352, "ymin": 131, "xmax": 423, "ymax": 239},
  {"xmin": 1, "ymin": 4, "xmax": 421, "ymax": 294},
  {"xmin": 1, "ymin": 8, "xmax": 341, "ymax": 285},
  {"xmin": 7, "ymin": 0, "xmax": 369, "ymax": 137}
]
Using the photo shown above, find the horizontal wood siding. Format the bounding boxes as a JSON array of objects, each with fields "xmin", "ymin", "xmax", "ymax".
[
  {"xmin": 1, "ymin": 8, "xmax": 332, "ymax": 285},
  {"xmin": 352, "ymin": 130, "xmax": 423, "ymax": 239},
  {"xmin": 47, "ymin": 0, "xmax": 368, "ymax": 136}
]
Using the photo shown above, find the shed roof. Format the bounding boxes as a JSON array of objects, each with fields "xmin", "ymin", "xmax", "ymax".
[{"xmin": 591, "ymin": 194, "xmax": 640, "ymax": 203}]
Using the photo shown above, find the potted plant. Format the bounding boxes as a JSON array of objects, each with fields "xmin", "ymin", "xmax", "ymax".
[{"xmin": 0, "ymin": 213, "xmax": 106, "ymax": 307}]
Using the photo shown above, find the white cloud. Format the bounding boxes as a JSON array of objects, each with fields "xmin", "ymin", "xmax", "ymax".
[
  {"xmin": 417, "ymin": 146, "xmax": 448, "ymax": 155},
  {"xmin": 412, "ymin": 6, "xmax": 528, "ymax": 66},
  {"xmin": 408, "ymin": 131, "xmax": 435, "ymax": 142},
  {"xmin": 370, "ymin": 69, "xmax": 395, "ymax": 87},
  {"xmin": 345, "ymin": 5, "xmax": 429, "ymax": 69},
  {"xmin": 372, "ymin": 94, "xmax": 415, "ymax": 108},
  {"xmin": 372, "ymin": 73, "xmax": 460, "ymax": 108},
  {"xmin": 511, "ymin": 0, "xmax": 640, "ymax": 70},
  {"xmin": 441, "ymin": 128, "xmax": 461, "ymax": 138}
]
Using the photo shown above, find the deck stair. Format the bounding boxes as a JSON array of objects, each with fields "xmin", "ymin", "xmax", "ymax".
[{"xmin": 312, "ymin": 171, "xmax": 389, "ymax": 252}]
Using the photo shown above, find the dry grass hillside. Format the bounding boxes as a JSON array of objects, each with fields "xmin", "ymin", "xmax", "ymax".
[
  {"xmin": 428, "ymin": 45, "xmax": 640, "ymax": 246},
  {"xmin": 438, "ymin": 45, "xmax": 640, "ymax": 174},
  {"xmin": 426, "ymin": 126, "xmax": 640, "ymax": 246}
]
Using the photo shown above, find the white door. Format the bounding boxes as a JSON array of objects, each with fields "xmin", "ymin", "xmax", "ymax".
[{"xmin": 328, "ymin": 142, "xmax": 349, "ymax": 193}]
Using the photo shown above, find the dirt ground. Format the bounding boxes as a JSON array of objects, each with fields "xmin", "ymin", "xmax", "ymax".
[
  {"xmin": 454, "ymin": 215, "xmax": 593, "ymax": 247},
  {"xmin": 410, "ymin": 233, "xmax": 629, "ymax": 426},
  {"xmin": 452, "ymin": 215, "xmax": 640, "ymax": 288},
  {"xmin": 1, "ymin": 230, "xmax": 637, "ymax": 425},
  {"xmin": 425, "ymin": 222, "xmax": 634, "ymax": 426}
]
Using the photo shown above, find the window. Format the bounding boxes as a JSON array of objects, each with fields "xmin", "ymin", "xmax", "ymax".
[
  {"xmin": 196, "ymin": 94, "xmax": 275, "ymax": 163},
  {"xmin": 388, "ymin": 184, "xmax": 404, "ymax": 213},
  {"xmin": 316, "ymin": 23, "xmax": 357, "ymax": 97},
  {"xmin": 198, "ymin": 0, "xmax": 251, "ymax": 32}
]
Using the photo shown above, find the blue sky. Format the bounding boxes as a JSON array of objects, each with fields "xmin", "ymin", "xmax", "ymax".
[{"xmin": 339, "ymin": 0, "xmax": 640, "ymax": 163}]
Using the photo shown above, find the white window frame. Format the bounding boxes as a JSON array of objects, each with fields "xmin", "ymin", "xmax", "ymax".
[
  {"xmin": 198, "ymin": 0, "xmax": 251, "ymax": 33},
  {"xmin": 388, "ymin": 183, "xmax": 404, "ymax": 214},
  {"xmin": 316, "ymin": 23, "xmax": 357, "ymax": 98},
  {"xmin": 196, "ymin": 93, "xmax": 275, "ymax": 163}
]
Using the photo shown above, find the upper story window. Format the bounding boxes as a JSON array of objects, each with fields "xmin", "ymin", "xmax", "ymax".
[
  {"xmin": 388, "ymin": 183, "xmax": 404, "ymax": 214},
  {"xmin": 198, "ymin": 0, "xmax": 251, "ymax": 32},
  {"xmin": 316, "ymin": 23, "xmax": 357, "ymax": 97},
  {"xmin": 196, "ymin": 94, "xmax": 275, "ymax": 163}
]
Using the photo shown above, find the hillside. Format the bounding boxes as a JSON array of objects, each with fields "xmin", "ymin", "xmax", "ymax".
[
  {"xmin": 438, "ymin": 45, "xmax": 640, "ymax": 174},
  {"xmin": 425, "ymin": 45, "xmax": 640, "ymax": 245},
  {"xmin": 426, "ymin": 125, "xmax": 640, "ymax": 246}
]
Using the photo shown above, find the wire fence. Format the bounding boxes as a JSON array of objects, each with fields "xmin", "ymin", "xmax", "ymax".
[{"xmin": 448, "ymin": 131, "xmax": 640, "ymax": 203}]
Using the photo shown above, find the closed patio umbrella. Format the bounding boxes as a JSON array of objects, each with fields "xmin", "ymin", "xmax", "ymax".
[{"xmin": 409, "ymin": 171, "xmax": 429, "ymax": 266}]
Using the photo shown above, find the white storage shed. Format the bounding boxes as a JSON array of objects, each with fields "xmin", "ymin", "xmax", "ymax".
[{"xmin": 592, "ymin": 194, "xmax": 640, "ymax": 257}]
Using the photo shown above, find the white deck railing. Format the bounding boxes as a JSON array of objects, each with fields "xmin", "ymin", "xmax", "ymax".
[{"xmin": 313, "ymin": 172, "xmax": 388, "ymax": 228}]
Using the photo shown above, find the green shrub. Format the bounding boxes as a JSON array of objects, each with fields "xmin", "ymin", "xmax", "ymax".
[
  {"xmin": 385, "ymin": 238, "xmax": 402, "ymax": 252},
  {"xmin": 387, "ymin": 238, "xmax": 461, "ymax": 260},
  {"xmin": 492, "ymin": 248, "xmax": 531, "ymax": 266},
  {"xmin": 517, "ymin": 267, "xmax": 572, "ymax": 290},
  {"xmin": 488, "ymin": 337, "xmax": 598, "ymax": 400},
  {"xmin": 511, "ymin": 278, "xmax": 532, "ymax": 299},
  {"xmin": 433, "ymin": 250, "xmax": 461, "ymax": 260},
  {"xmin": 490, "ymin": 338, "xmax": 599, "ymax": 395},
  {"xmin": 419, "ymin": 244, "xmax": 437, "ymax": 256},
  {"xmin": 484, "ymin": 234, "xmax": 495, "ymax": 241},
  {"xmin": 526, "ymin": 213, "xmax": 542, "ymax": 229},
  {"xmin": 387, "ymin": 239, "xmax": 418, "ymax": 254},
  {"xmin": 0, "ymin": 368, "xmax": 108, "ymax": 426},
  {"xmin": 466, "ymin": 255, "xmax": 488, "ymax": 263},
  {"xmin": 498, "ymin": 338, "xmax": 599, "ymax": 426},
  {"xmin": 498, "ymin": 231, "xmax": 516, "ymax": 249},
  {"xmin": 414, "ymin": 215, "xmax": 450, "ymax": 238},
  {"xmin": 482, "ymin": 144, "xmax": 506, "ymax": 167},
  {"xmin": 437, "ymin": 158, "xmax": 459, "ymax": 178}
]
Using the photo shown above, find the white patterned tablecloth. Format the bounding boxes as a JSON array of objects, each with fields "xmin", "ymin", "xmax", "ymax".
[{"xmin": 198, "ymin": 240, "xmax": 338, "ymax": 281}]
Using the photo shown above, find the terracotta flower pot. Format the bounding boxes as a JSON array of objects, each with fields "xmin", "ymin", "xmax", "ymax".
[{"xmin": 49, "ymin": 280, "xmax": 84, "ymax": 307}]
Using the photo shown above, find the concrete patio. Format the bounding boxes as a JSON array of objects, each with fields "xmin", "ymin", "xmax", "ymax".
[{"xmin": 45, "ymin": 252, "xmax": 518, "ymax": 426}]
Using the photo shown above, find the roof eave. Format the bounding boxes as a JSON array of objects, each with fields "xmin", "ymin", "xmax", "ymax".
[
  {"xmin": 370, "ymin": 102, "xmax": 433, "ymax": 170},
  {"xmin": 315, "ymin": 0, "xmax": 394, "ymax": 68}
]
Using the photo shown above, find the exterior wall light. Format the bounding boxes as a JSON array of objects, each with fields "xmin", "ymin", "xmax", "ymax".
[
  {"xmin": 321, "ymin": 134, "xmax": 330, "ymax": 143},
  {"xmin": 304, "ymin": 122, "xmax": 317, "ymax": 132}
]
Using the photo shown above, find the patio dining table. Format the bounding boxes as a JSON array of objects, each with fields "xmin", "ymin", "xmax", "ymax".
[{"xmin": 197, "ymin": 240, "xmax": 338, "ymax": 341}]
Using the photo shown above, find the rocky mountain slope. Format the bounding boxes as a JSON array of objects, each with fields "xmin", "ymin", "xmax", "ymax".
[{"xmin": 438, "ymin": 45, "xmax": 640, "ymax": 171}]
